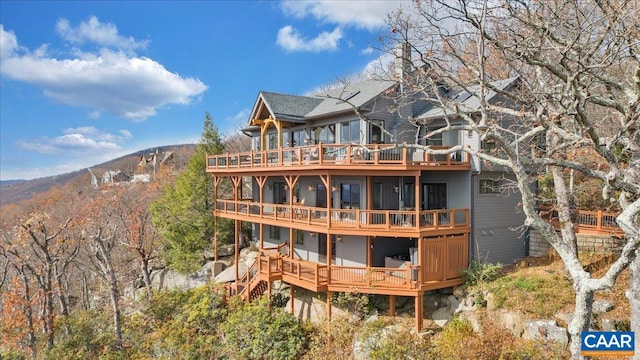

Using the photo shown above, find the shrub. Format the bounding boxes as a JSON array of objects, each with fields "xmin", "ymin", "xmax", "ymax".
[
  {"xmin": 433, "ymin": 314, "xmax": 568, "ymax": 359},
  {"xmin": 47, "ymin": 310, "xmax": 123, "ymax": 360},
  {"xmin": 357, "ymin": 319, "xmax": 436, "ymax": 360},
  {"xmin": 220, "ymin": 296, "xmax": 308, "ymax": 360},
  {"xmin": 139, "ymin": 284, "xmax": 227, "ymax": 359},
  {"xmin": 462, "ymin": 260, "xmax": 503, "ymax": 287},
  {"xmin": 487, "ymin": 273, "xmax": 573, "ymax": 318},
  {"xmin": 332, "ymin": 292, "xmax": 373, "ymax": 318},
  {"xmin": 303, "ymin": 316, "xmax": 358, "ymax": 360}
]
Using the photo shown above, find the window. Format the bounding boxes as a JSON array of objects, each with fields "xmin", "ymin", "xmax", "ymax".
[
  {"xmin": 479, "ymin": 179, "xmax": 502, "ymax": 194},
  {"xmin": 340, "ymin": 120, "xmax": 360, "ymax": 143},
  {"xmin": 422, "ymin": 183, "xmax": 447, "ymax": 210},
  {"xmin": 425, "ymin": 128, "xmax": 443, "ymax": 146},
  {"xmin": 371, "ymin": 120, "xmax": 385, "ymax": 144},
  {"xmin": 294, "ymin": 230, "xmax": 304, "ymax": 245},
  {"xmin": 270, "ymin": 226, "xmax": 281, "ymax": 240},
  {"xmin": 273, "ymin": 182, "xmax": 287, "ymax": 204},
  {"xmin": 311, "ymin": 124, "xmax": 335, "ymax": 144},
  {"xmin": 481, "ymin": 140, "xmax": 497, "ymax": 151},
  {"xmin": 253, "ymin": 135, "xmax": 260, "ymax": 151},
  {"xmin": 403, "ymin": 182, "xmax": 415, "ymax": 208},
  {"xmin": 372, "ymin": 182, "xmax": 384, "ymax": 210},
  {"xmin": 340, "ymin": 183, "xmax": 360, "ymax": 209},
  {"xmin": 291, "ymin": 129, "xmax": 305, "ymax": 147},
  {"xmin": 318, "ymin": 234, "xmax": 336, "ymax": 261},
  {"xmin": 267, "ymin": 132, "xmax": 278, "ymax": 149}
]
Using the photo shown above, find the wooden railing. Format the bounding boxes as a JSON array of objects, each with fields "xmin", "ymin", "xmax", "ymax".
[
  {"xmin": 206, "ymin": 143, "xmax": 469, "ymax": 171},
  {"xmin": 330, "ymin": 265, "xmax": 420, "ymax": 290},
  {"xmin": 228, "ymin": 235, "xmax": 467, "ymax": 296},
  {"xmin": 262, "ymin": 242, "xmax": 288, "ymax": 257},
  {"xmin": 539, "ymin": 206, "xmax": 622, "ymax": 235},
  {"xmin": 215, "ymin": 199, "xmax": 469, "ymax": 233},
  {"xmin": 280, "ymin": 257, "xmax": 329, "ymax": 288}
]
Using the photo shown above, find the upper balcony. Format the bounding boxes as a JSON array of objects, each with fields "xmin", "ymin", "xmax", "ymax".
[
  {"xmin": 215, "ymin": 199, "xmax": 470, "ymax": 237},
  {"xmin": 206, "ymin": 143, "xmax": 470, "ymax": 174}
]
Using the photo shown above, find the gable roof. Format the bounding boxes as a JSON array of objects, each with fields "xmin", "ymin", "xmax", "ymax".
[
  {"xmin": 416, "ymin": 76, "xmax": 519, "ymax": 120},
  {"xmin": 258, "ymin": 92, "xmax": 323, "ymax": 122},
  {"xmin": 306, "ymin": 79, "xmax": 397, "ymax": 118},
  {"xmin": 248, "ymin": 78, "xmax": 397, "ymax": 125}
]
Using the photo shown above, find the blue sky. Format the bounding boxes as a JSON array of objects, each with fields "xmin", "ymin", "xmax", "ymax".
[{"xmin": 0, "ymin": 0, "xmax": 408, "ymax": 180}]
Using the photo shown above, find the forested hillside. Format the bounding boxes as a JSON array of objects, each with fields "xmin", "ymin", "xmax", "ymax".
[{"xmin": 0, "ymin": 144, "xmax": 195, "ymax": 207}]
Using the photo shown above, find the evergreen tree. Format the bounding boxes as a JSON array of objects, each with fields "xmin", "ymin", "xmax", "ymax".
[{"xmin": 151, "ymin": 112, "xmax": 229, "ymax": 273}]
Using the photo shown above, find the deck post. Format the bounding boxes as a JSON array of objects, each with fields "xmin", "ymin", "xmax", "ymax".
[
  {"xmin": 326, "ymin": 290, "xmax": 332, "ymax": 346},
  {"xmin": 234, "ymin": 219, "xmax": 240, "ymax": 284},
  {"xmin": 414, "ymin": 174, "xmax": 420, "ymax": 229},
  {"xmin": 289, "ymin": 227, "xmax": 294, "ymax": 259},
  {"xmin": 389, "ymin": 295, "xmax": 396, "ymax": 317},
  {"xmin": 415, "ymin": 292, "xmax": 423, "ymax": 332},
  {"xmin": 259, "ymin": 224, "xmax": 264, "ymax": 250}
]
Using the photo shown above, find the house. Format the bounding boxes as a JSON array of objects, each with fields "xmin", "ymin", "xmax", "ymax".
[
  {"xmin": 206, "ymin": 72, "xmax": 527, "ymax": 330},
  {"xmin": 133, "ymin": 150, "xmax": 174, "ymax": 182}
]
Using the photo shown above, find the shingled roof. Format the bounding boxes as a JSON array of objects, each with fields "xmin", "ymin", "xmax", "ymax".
[
  {"xmin": 258, "ymin": 92, "xmax": 323, "ymax": 122},
  {"xmin": 417, "ymin": 77, "xmax": 519, "ymax": 120},
  {"xmin": 249, "ymin": 78, "xmax": 397, "ymax": 125}
]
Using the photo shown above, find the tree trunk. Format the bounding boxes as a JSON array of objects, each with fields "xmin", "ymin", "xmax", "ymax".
[
  {"xmin": 628, "ymin": 254, "xmax": 640, "ymax": 356},
  {"xmin": 140, "ymin": 258, "xmax": 152, "ymax": 300},
  {"xmin": 20, "ymin": 271, "xmax": 37, "ymax": 357},
  {"xmin": 568, "ymin": 286, "xmax": 594, "ymax": 359},
  {"xmin": 94, "ymin": 235, "xmax": 123, "ymax": 348}
]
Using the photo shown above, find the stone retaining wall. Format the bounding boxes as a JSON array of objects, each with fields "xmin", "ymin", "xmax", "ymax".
[{"xmin": 528, "ymin": 229, "xmax": 623, "ymax": 257}]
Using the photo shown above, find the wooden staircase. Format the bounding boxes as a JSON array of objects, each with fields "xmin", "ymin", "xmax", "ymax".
[{"xmin": 236, "ymin": 257, "xmax": 269, "ymax": 301}]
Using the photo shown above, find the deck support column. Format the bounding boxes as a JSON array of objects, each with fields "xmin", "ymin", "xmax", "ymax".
[
  {"xmin": 414, "ymin": 292, "xmax": 423, "ymax": 332},
  {"xmin": 389, "ymin": 295, "xmax": 396, "ymax": 317},
  {"xmin": 289, "ymin": 227, "xmax": 294, "ymax": 259},
  {"xmin": 326, "ymin": 291, "xmax": 332, "ymax": 346},
  {"xmin": 234, "ymin": 219, "xmax": 240, "ymax": 285},
  {"xmin": 213, "ymin": 175, "xmax": 219, "ymax": 262},
  {"xmin": 259, "ymin": 224, "xmax": 264, "ymax": 250}
]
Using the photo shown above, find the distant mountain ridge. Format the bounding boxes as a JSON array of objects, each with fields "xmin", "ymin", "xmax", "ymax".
[{"xmin": 0, "ymin": 144, "xmax": 196, "ymax": 207}]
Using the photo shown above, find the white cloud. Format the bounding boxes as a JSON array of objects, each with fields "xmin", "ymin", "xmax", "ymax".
[
  {"xmin": 281, "ymin": 0, "xmax": 408, "ymax": 31},
  {"xmin": 55, "ymin": 16, "xmax": 149, "ymax": 51},
  {"xmin": 17, "ymin": 127, "xmax": 133, "ymax": 155},
  {"xmin": 0, "ymin": 24, "xmax": 19, "ymax": 59},
  {"xmin": 276, "ymin": 25, "xmax": 343, "ymax": 52},
  {"xmin": 0, "ymin": 20, "xmax": 207, "ymax": 121}
]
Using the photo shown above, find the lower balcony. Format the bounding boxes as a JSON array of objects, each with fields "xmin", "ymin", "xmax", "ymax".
[
  {"xmin": 243, "ymin": 233, "xmax": 468, "ymax": 297},
  {"xmin": 215, "ymin": 199, "xmax": 470, "ymax": 236}
]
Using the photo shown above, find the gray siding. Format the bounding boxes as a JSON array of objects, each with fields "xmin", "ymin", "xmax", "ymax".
[{"xmin": 472, "ymin": 172, "xmax": 527, "ymax": 264}]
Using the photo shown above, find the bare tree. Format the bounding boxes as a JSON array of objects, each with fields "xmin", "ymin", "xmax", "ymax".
[
  {"xmin": 371, "ymin": 1, "xmax": 640, "ymax": 358},
  {"xmin": 0, "ymin": 214, "xmax": 74, "ymax": 351},
  {"xmin": 82, "ymin": 224, "xmax": 123, "ymax": 349},
  {"xmin": 104, "ymin": 184, "xmax": 162, "ymax": 300}
]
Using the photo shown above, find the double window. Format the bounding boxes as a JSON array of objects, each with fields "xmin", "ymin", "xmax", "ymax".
[
  {"xmin": 340, "ymin": 120, "xmax": 360, "ymax": 143},
  {"xmin": 479, "ymin": 179, "xmax": 502, "ymax": 194},
  {"xmin": 311, "ymin": 124, "xmax": 335, "ymax": 144}
]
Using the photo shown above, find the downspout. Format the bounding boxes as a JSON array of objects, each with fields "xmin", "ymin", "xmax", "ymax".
[{"xmin": 470, "ymin": 170, "xmax": 479, "ymax": 261}]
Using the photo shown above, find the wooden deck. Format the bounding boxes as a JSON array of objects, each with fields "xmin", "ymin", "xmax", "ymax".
[
  {"xmin": 231, "ymin": 233, "xmax": 468, "ymax": 298},
  {"xmin": 539, "ymin": 206, "xmax": 623, "ymax": 236},
  {"xmin": 215, "ymin": 199, "xmax": 470, "ymax": 236},
  {"xmin": 206, "ymin": 143, "xmax": 470, "ymax": 174}
]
